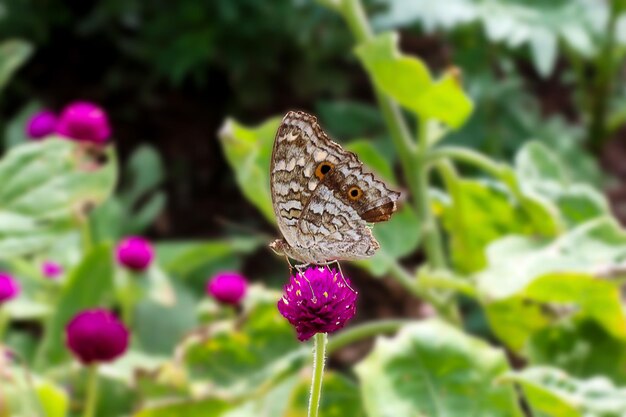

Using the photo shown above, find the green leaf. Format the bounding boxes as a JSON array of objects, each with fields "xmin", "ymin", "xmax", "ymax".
[
  {"xmin": 344, "ymin": 140, "xmax": 396, "ymax": 184},
  {"xmin": 0, "ymin": 139, "xmax": 117, "ymax": 259},
  {"xmin": 3, "ymin": 101, "xmax": 41, "ymax": 149},
  {"xmin": 155, "ymin": 238, "xmax": 262, "ymax": 290},
  {"xmin": 134, "ymin": 398, "xmax": 232, "ymax": 417},
  {"xmin": 479, "ymin": 218, "xmax": 626, "ymax": 352},
  {"xmin": 181, "ymin": 286, "xmax": 305, "ymax": 397},
  {"xmin": 355, "ymin": 319, "xmax": 523, "ymax": 417},
  {"xmin": 218, "ymin": 117, "xmax": 280, "ymax": 224},
  {"xmin": 375, "ymin": 0, "xmax": 600, "ymax": 77},
  {"xmin": 440, "ymin": 178, "xmax": 556, "ymax": 273},
  {"xmin": 502, "ymin": 367, "xmax": 626, "ymax": 417},
  {"xmin": 355, "ymin": 32, "xmax": 473, "ymax": 128},
  {"xmin": 35, "ymin": 244, "xmax": 115, "ymax": 368},
  {"xmin": 355, "ymin": 204, "xmax": 420, "ymax": 277},
  {"xmin": 36, "ymin": 379, "xmax": 69, "ymax": 417},
  {"xmin": 514, "ymin": 141, "xmax": 609, "ymax": 228},
  {"xmin": 134, "ymin": 284, "xmax": 198, "ymax": 355},
  {"xmin": 0, "ymin": 39, "xmax": 33, "ymax": 93},
  {"xmin": 119, "ymin": 145, "xmax": 165, "ymax": 208}
]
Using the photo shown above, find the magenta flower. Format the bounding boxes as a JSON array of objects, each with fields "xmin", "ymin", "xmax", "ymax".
[
  {"xmin": 66, "ymin": 309, "xmax": 129, "ymax": 365},
  {"xmin": 26, "ymin": 110, "xmax": 58, "ymax": 139},
  {"xmin": 116, "ymin": 236, "xmax": 154, "ymax": 272},
  {"xmin": 0, "ymin": 273, "xmax": 20, "ymax": 303},
  {"xmin": 278, "ymin": 267, "xmax": 357, "ymax": 341},
  {"xmin": 207, "ymin": 272, "xmax": 248, "ymax": 305},
  {"xmin": 56, "ymin": 101, "xmax": 111, "ymax": 143},
  {"xmin": 42, "ymin": 261, "xmax": 63, "ymax": 279}
]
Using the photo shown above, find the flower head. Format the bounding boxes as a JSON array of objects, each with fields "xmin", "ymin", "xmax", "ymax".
[
  {"xmin": 278, "ymin": 267, "xmax": 357, "ymax": 341},
  {"xmin": 65, "ymin": 309, "xmax": 129, "ymax": 365},
  {"xmin": 0, "ymin": 273, "xmax": 20, "ymax": 304},
  {"xmin": 26, "ymin": 110, "xmax": 58, "ymax": 139},
  {"xmin": 56, "ymin": 101, "xmax": 111, "ymax": 143},
  {"xmin": 207, "ymin": 272, "xmax": 248, "ymax": 305},
  {"xmin": 116, "ymin": 236, "xmax": 154, "ymax": 272},
  {"xmin": 42, "ymin": 261, "xmax": 63, "ymax": 279}
]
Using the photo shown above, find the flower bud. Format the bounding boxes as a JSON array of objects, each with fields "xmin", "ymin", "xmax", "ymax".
[
  {"xmin": 206, "ymin": 272, "xmax": 248, "ymax": 305},
  {"xmin": 42, "ymin": 261, "xmax": 63, "ymax": 279},
  {"xmin": 56, "ymin": 101, "xmax": 111, "ymax": 143},
  {"xmin": 0, "ymin": 273, "xmax": 20, "ymax": 303},
  {"xmin": 26, "ymin": 110, "xmax": 58, "ymax": 139},
  {"xmin": 65, "ymin": 309, "xmax": 129, "ymax": 365},
  {"xmin": 116, "ymin": 236, "xmax": 154, "ymax": 272}
]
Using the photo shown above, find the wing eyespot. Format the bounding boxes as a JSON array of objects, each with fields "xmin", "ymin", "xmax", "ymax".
[
  {"xmin": 315, "ymin": 161, "xmax": 334, "ymax": 180},
  {"xmin": 348, "ymin": 186, "xmax": 363, "ymax": 200}
]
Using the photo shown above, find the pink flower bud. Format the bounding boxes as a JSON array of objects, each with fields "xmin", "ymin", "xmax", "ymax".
[
  {"xmin": 66, "ymin": 309, "xmax": 129, "ymax": 365},
  {"xmin": 207, "ymin": 272, "xmax": 248, "ymax": 305},
  {"xmin": 116, "ymin": 236, "xmax": 154, "ymax": 271},
  {"xmin": 0, "ymin": 273, "xmax": 20, "ymax": 303},
  {"xmin": 26, "ymin": 110, "xmax": 58, "ymax": 139},
  {"xmin": 56, "ymin": 101, "xmax": 111, "ymax": 143}
]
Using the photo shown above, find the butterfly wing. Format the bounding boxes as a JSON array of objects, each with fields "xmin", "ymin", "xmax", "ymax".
[
  {"xmin": 294, "ymin": 161, "xmax": 400, "ymax": 262},
  {"xmin": 270, "ymin": 111, "xmax": 359, "ymax": 247}
]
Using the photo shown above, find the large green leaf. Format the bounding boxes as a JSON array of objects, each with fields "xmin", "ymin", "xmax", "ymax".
[
  {"xmin": 155, "ymin": 237, "xmax": 262, "ymax": 292},
  {"xmin": 515, "ymin": 141, "xmax": 609, "ymax": 229},
  {"xmin": 527, "ymin": 320, "xmax": 626, "ymax": 385},
  {"xmin": 0, "ymin": 139, "xmax": 117, "ymax": 259},
  {"xmin": 355, "ymin": 204, "xmax": 421, "ymax": 277},
  {"xmin": 439, "ymin": 178, "xmax": 557, "ymax": 273},
  {"xmin": 502, "ymin": 367, "xmax": 626, "ymax": 417},
  {"xmin": 479, "ymin": 218, "xmax": 626, "ymax": 356},
  {"xmin": 181, "ymin": 286, "xmax": 305, "ymax": 397},
  {"xmin": 218, "ymin": 117, "xmax": 280, "ymax": 224},
  {"xmin": 355, "ymin": 319, "xmax": 523, "ymax": 417},
  {"xmin": 355, "ymin": 32, "xmax": 473, "ymax": 128},
  {"xmin": 2, "ymin": 367, "xmax": 69, "ymax": 417},
  {"xmin": 374, "ymin": 0, "xmax": 600, "ymax": 77},
  {"xmin": 35, "ymin": 244, "xmax": 115, "ymax": 368},
  {"xmin": 0, "ymin": 39, "xmax": 33, "ymax": 93}
]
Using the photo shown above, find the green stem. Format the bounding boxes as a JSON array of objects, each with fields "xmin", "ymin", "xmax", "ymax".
[
  {"xmin": 308, "ymin": 333, "xmax": 327, "ymax": 417},
  {"xmin": 80, "ymin": 218, "xmax": 93, "ymax": 253},
  {"xmin": 0, "ymin": 308, "xmax": 8, "ymax": 341},
  {"xmin": 588, "ymin": 0, "xmax": 620, "ymax": 151},
  {"xmin": 426, "ymin": 146, "xmax": 507, "ymax": 178},
  {"xmin": 327, "ymin": 320, "xmax": 408, "ymax": 354},
  {"xmin": 339, "ymin": 0, "xmax": 418, "ymax": 205},
  {"xmin": 415, "ymin": 120, "xmax": 446, "ymax": 268},
  {"xmin": 340, "ymin": 0, "xmax": 448, "ymax": 270},
  {"xmin": 83, "ymin": 365, "xmax": 99, "ymax": 417}
]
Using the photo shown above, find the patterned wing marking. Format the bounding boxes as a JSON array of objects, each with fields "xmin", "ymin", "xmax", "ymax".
[
  {"xmin": 270, "ymin": 111, "xmax": 358, "ymax": 246},
  {"xmin": 295, "ymin": 183, "xmax": 380, "ymax": 262}
]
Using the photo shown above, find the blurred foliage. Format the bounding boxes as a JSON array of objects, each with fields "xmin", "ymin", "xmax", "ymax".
[
  {"xmin": 3, "ymin": 0, "xmax": 626, "ymax": 416},
  {"xmin": 0, "ymin": 0, "xmax": 355, "ymax": 109}
]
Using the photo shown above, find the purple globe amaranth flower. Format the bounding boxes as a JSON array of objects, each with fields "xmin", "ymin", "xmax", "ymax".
[
  {"xmin": 26, "ymin": 110, "xmax": 58, "ymax": 139},
  {"xmin": 66, "ymin": 309, "xmax": 129, "ymax": 365},
  {"xmin": 56, "ymin": 101, "xmax": 111, "ymax": 143},
  {"xmin": 207, "ymin": 272, "xmax": 248, "ymax": 305},
  {"xmin": 116, "ymin": 236, "xmax": 154, "ymax": 272},
  {"xmin": 278, "ymin": 267, "xmax": 357, "ymax": 342},
  {"xmin": 42, "ymin": 261, "xmax": 63, "ymax": 279},
  {"xmin": 0, "ymin": 273, "xmax": 20, "ymax": 303}
]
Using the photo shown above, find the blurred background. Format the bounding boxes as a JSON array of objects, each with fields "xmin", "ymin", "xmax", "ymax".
[{"xmin": 3, "ymin": 0, "xmax": 626, "ymax": 415}]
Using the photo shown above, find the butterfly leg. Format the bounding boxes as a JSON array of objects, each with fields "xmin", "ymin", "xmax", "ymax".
[{"xmin": 319, "ymin": 261, "xmax": 356, "ymax": 294}]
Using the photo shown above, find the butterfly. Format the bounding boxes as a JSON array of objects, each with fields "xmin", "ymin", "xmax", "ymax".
[{"xmin": 269, "ymin": 111, "xmax": 400, "ymax": 265}]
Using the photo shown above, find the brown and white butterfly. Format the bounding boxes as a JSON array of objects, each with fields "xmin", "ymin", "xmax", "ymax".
[{"xmin": 269, "ymin": 111, "xmax": 400, "ymax": 265}]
